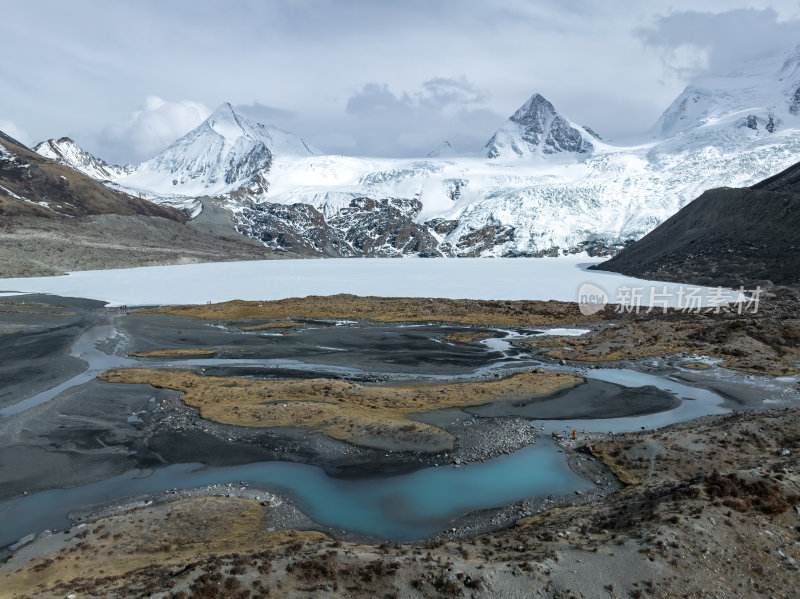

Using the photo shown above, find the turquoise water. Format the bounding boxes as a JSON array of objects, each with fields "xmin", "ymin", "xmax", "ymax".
[
  {"xmin": 0, "ymin": 442, "xmax": 590, "ymax": 547},
  {"xmin": 531, "ymin": 368, "xmax": 729, "ymax": 434}
]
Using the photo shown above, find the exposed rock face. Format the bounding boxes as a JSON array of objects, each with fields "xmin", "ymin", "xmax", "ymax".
[
  {"xmin": 235, "ymin": 198, "xmax": 443, "ymax": 257},
  {"xmin": 485, "ymin": 94, "xmax": 593, "ymax": 159},
  {"xmin": 766, "ymin": 115, "xmax": 777, "ymax": 133},
  {"xmin": 234, "ymin": 195, "xmax": 630, "ymax": 258},
  {"xmin": 582, "ymin": 125, "xmax": 602, "ymax": 140},
  {"xmin": 452, "ymin": 224, "xmax": 515, "ymax": 257},
  {"xmin": 791, "ymin": 87, "xmax": 800, "ymax": 115}
]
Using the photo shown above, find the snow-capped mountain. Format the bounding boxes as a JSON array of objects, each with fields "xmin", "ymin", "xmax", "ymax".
[
  {"xmin": 33, "ymin": 137, "xmax": 130, "ymax": 180},
  {"xmin": 484, "ymin": 93, "xmax": 595, "ymax": 159},
  {"xmin": 115, "ymin": 102, "xmax": 316, "ymax": 199},
  {"xmin": 35, "ymin": 46, "xmax": 800, "ymax": 258},
  {"xmin": 651, "ymin": 47, "xmax": 800, "ymax": 141},
  {"xmin": 35, "ymin": 103, "xmax": 317, "ymax": 216}
]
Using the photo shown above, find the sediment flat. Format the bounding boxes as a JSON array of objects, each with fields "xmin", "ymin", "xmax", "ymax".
[{"xmin": 1, "ymin": 292, "xmax": 798, "ymax": 598}]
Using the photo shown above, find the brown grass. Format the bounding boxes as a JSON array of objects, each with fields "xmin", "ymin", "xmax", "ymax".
[
  {"xmin": 98, "ymin": 368, "xmax": 582, "ymax": 451},
  {"xmin": 137, "ymin": 295, "xmax": 614, "ymax": 326},
  {"xmin": 128, "ymin": 348, "xmax": 216, "ymax": 358},
  {"xmin": 239, "ymin": 321, "xmax": 303, "ymax": 331},
  {"xmin": 443, "ymin": 331, "xmax": 492, "ymax": 344},
  {"xmin": 525, "ymin": 318, "xmax": 799, "ymax": 375},
  {"xmin": 0, "ymin": 497, "xmax": 327, "ymax": 598}
]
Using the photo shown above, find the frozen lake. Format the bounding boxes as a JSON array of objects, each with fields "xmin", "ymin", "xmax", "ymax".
[{"xmin": 0, "ymin": 256, "xmax": 736, "ymax": 307}]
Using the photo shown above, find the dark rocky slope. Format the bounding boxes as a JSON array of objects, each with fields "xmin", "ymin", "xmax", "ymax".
[{"xmin": 593, "ymin": 161, "xmax": 800, "ymax": 287}]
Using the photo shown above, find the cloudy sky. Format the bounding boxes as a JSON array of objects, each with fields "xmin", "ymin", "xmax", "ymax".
[{"xmin": 2, "ymin": 1, "xmax": 800, "ymax": 163}]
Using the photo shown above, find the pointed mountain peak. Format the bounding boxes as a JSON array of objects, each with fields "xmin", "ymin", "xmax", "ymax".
[
  {"xmin": 204, "ymin": 102, "xmax": 251, "ymax": 140},
  {"xmin": 33, "ymin": 137, "xmax": 128, "ymax": 180},
  {"xmin": 485, "ymin": 92, "xmax": 593, "ymax": 159},
  {"xmin": 511, "ymin": 93, "xmax": 556, "ymax": 122},
  {"xmin": 34, "ymin": 136, "xmax": 78, "ymax": 155},
  {"xmin": 207, "ymin": 101, "xmax": 238, "ymax": 121}
]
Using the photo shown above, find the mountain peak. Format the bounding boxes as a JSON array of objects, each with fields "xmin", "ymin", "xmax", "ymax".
[
  {"xmin": 511, "ymin": 93, "xmax": 555, "ymax": 122},
  {"xmin": 485, "ymin": 93, "xmax": 593, "ymax": 159},
  {"xmin": 33, "ymin": 137, "xmax": 128, "ymax": 180},
  {"xmin": 205, "ymin": 102, "xmax": 250, "ymax": 141},
  {"xmin": 208, "ymin": 101, "xmax": 237, "ymax": 120},
  {"xmin": 651, "ymin": 44, "xmax": 800, "ymax": 139}
]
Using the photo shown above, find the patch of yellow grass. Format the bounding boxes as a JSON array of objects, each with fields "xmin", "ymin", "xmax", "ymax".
[
  {"xmin": 526, "ymin": 320, "xmax": 798, "ymax": 376},
  {"xmin": 239, "ymin": 320, "xmax": 303, "ymax": 331},
  {"xmin": 99, "ymin": 368, "xmax": 582, "ymax": 451},
  {"xmin": 138, "ymin": 295, "xmax": 612, "ymax": 326},
  {"xmin": 587, "ymin": 442, "xmax": 640, "ymax": 486},
  {"xmin": 128, "ymin": 348, "xmax": 216, "ymax": 357},
  {"xmin": 0, "ymin": 497, "xmax": 327, "ymax": 599},
  {"xmin": 682, "ymin": 362, "xmax": 712, "ymax": 370},
  {"xmin": 443, "ymin": 331, "xmax": 492, "ymax": 344}
]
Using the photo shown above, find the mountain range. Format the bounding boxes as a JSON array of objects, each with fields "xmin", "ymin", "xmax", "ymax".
[{"xmin": 19, "ymin": 45, "xmax": 800, "ymax": 259}]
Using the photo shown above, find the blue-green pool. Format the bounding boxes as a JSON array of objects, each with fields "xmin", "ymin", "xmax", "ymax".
[{"xmin": 0, "ymin": 442, "xmax": 591, "ymax": 547}]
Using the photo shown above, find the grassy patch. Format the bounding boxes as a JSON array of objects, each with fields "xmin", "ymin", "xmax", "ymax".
[
  {"xmin": 239, "ymin": 320, "xmax": 303, "ymax": 331},
  {"xmin": 526, "ymin": 318, "xmax": 799, "ymax": 375},
  {"xmin": 128, "ymin": 348, "xmax": 216, "ymax": 358},
  {"xmin": 0, "ymin": 497, "xmax": 326, "ymax": 599},
  {"xmin": 137, "ymin": 295, "xmax": 614, "ymax": 326},
  {"xmin": 98, "ymin": 369, "xmax": 582, "ymax": 451},
  {"xmin": 681, "ymin": 362, "xmax": 712, "ymax": 370},
  {"xmin": 443, "ymin": 331, "xmax": 492, "ymax": 344}
]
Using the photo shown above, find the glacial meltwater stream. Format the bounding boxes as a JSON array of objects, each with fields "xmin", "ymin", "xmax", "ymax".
[
  {"xmin": 0, "ymin": 310, "xmax": 780, "ymax": 549},
  {"xmin": 0, "ymin": 442, "xmax": 591, "ymax": 546}
]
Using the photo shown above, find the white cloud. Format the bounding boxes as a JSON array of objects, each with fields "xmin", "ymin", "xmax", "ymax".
[
  {"xmin": 100, "ymin": 96, "xmax": 210, "ymax": 163},
  {"xmin": 4, "ymin": 2, "xmax": 800, "ymax": 158},
  {"xmin": 639, "ymin": 8, "xmax": 800, "ymax": 78},
  {"xmin": 0, "ymin": 120, "xmax": 30, "ymax": 146},
  {"xmin": 340, "ymin": 78, "xmax": 502, "ymax": 156}
]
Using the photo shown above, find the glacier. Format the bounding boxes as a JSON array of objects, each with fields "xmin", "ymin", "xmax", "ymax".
[{"xmin": 34, "ymin": 47, "xmax": 800, "ymax": 258}]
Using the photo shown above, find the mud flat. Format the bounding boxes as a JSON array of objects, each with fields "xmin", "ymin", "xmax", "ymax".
[
  {"xmin": 2, "ymin": 407, "xmax": 798, "ymax": 599},
  {"xmin": 0, "ymin": 293, "xmax": 798, "ymax": 598},
  {"xmin": 0, "ymin": 295, "xmax": 105, "ymax": 410}
]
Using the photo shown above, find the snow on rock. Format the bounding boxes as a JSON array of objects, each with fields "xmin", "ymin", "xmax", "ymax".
[
  {"xmin": 36, "ymin": 103, "xmax": 317, "ymax": 214},
  {"xmin": 33, "ymin": 138, "xmax": 130, "ymax": 180},
  {"xmin": 484, "ymin": 93, "xmax": 594, "ymax": 159},
  {"xmin": 650, "ymin": 46, "xmax": 800, "ymax": 141},
  {"xmin": 31, "ymin": 46, "xmax": 800, "ymax": 258}
]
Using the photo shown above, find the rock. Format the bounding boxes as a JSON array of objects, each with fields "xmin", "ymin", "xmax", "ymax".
[
  {"xmin": 779, "ymin": 448, "xmax": 791, "ymax": 456},
  {"xmin": 559, "ymin": 359, "xmax": 567, "ymax": 365}
]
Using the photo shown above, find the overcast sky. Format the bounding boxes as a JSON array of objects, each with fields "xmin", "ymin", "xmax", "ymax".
[{"xmin": 2, "ymin": 1, "xmax": 800, "ymax": 163}]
